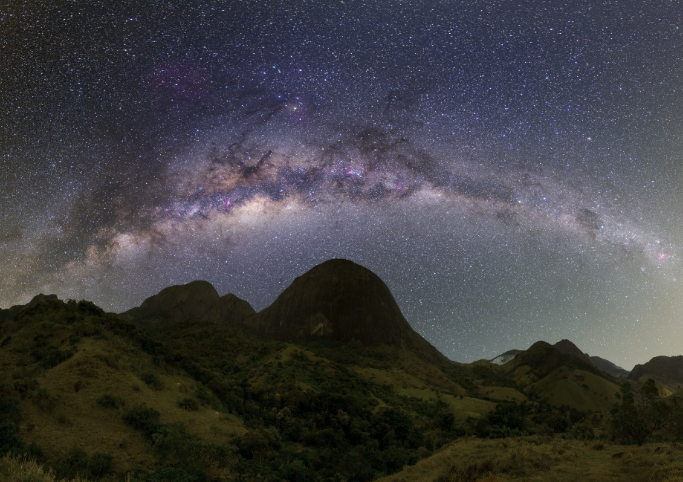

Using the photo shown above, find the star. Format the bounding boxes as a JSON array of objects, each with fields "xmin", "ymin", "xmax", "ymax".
[{"xmin": 1, "ymin": 0, "xmax": 682, "ymax": 370}]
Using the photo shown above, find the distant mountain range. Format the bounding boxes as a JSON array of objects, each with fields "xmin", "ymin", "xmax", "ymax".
[
  {"xmin": 1, "ymin": 258, "xmax": 682, "ymax": 480},
  {"xmin": 1, "ymin": 258, "xmax": 675, "ymax": 391},
  {"xmin": 590, "ymin": 355, "xmax": 630, "ymax": 378},
  {"xmin": 117, "ymin": 258, "xmax": 680, "ymax": 392},
  {"xmin": 490, "ymin": 339, "xmax": 629, "ymax": 380},
  {"xmin": 121, "ymin": 258, "xmax": 679, "ymax": 394}
]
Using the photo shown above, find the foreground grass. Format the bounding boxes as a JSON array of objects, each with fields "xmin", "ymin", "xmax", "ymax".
[
  {"xmin": 5, "ymin": 438, "xmax": 683, "ymax": 482},
  {"xmin": 376, "ymin": 437, "xmax": 683, "ymax": 482},
  {"xmin": 0, "ymin": 455, "xmax": 88, "ymax": 482}
]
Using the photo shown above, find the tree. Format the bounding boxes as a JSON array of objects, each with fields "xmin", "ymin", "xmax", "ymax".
[
  {"xmin": 0, "ymin": 419, "xmax": 23, "ymax": 455},
  {"xmin": 610, "ymin": 379, "xmax": 671, "ymax": 445}
]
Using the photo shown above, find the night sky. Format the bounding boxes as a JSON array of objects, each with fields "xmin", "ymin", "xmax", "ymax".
[{"xmin": 2, "ymin": 1, "xmax": 682, "ymax": 369}]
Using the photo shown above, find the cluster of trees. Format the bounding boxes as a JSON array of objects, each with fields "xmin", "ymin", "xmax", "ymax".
[
  {"xmin": 610, "ymin": 379, "xmax": 683, "ymax": 445},
  {"xmin": 122, "ymin": 404, "xmax": 228, "ymax": 482},
  {"xmin": 470, "ymin": 394, "xmax": 591, "ymax": 440},
  {"xmin": 469, "ymin": 379, "xmax": 683, "ymax": 447}
]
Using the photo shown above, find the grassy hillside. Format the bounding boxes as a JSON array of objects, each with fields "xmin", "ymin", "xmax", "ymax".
[
  {"xmin": 0, "ymin": 299, "xmax": 244, "ymax": 480},
  {"xmin": 499, "ymin": 342, "xmax": 621, "ymax": 413},
  {"xmin": 531, "ymin": 368, "xmax": 620, "ymax": 412},
  {"xmin": 0, "ymin": 298, "xmax": 502, "ymax": 481},
  {"xmin": 2, "ymin": 297, "xmax": 681, "ymax": 481},
  {"xmin": 147, "ymin": 320, "xmax": 495, "ymax": 478},
  {"xmin": 375, "ymin": 437, "xmax": 683, "ymax": 482}
]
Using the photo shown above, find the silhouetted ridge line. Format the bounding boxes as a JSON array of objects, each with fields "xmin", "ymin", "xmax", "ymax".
[{"xmin": 246, "ymin": 258, "xmax": 444, "ymax": 359}]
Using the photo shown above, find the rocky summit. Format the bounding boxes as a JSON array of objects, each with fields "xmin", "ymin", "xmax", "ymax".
[
  {"xmin": 124, "ymin": 280, "xmax": 254, "ymax": 327},
  {"xmin": 247, "ymin": 259, "xmax": 440, "ymax": 356}
]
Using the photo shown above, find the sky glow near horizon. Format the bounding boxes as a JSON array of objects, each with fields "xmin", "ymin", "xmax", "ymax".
[{"xmin": 2, "ymin": 0, "xmax": 683, "ymax": 369}]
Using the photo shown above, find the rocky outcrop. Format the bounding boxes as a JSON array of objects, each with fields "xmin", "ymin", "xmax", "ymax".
[
  {"xmin": 246, "ymin": 259, "xmax": 443, "ymax": 358},
  {"xmin": 124, "ymin": 280, "xmax": 254, "ymax": 327}
]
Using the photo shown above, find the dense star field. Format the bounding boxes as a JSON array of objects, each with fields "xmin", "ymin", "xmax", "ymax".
[{"xmin": 1, "ymin": 1, "xmax": 682, "ymax": 369}]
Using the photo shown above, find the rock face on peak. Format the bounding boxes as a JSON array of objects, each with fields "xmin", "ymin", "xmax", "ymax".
[
  {"xmin": 217, "ymin": 293, "xmax": 256, "ymax": 322},
  {"xmin": 139, "ymin": 280, "xmax": 220, "ymax": 319},
  {"xmin": 490, "ymin": 349, "xmax": 523, "ymax": 365},
  {"xmin": 124, "ymin": 280, "xmax": 254, "ymax": 327},
  {"xmin": 247, "ymin": 259, "xmax": 442, "ymax": 357}
]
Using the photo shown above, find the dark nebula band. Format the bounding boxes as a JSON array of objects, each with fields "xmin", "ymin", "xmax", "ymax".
[{"xmin": 1, "ymin": 0, "xmax": 682, "ymax": 369}]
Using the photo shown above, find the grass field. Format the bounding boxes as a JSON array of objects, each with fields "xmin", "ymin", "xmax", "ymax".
[
  {"xmin": 6, "ymin": 437, "xmax": 683, "ymax": 482},
  {"xmin": 376, "ymin": 437, "xmax": 683, "ymax": 482},
  {"xmin": 0, "ymin": 456, "xmax": 87, "ymax": 482}
]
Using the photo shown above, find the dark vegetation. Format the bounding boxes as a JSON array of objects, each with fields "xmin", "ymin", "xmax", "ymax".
[
  {"xmin": 610, "ymin": 378, "xmax": 683, "ymax": 445},
  {"xmin": 1, "ymin": 295, "xmax": 683, "ymax": 481}
]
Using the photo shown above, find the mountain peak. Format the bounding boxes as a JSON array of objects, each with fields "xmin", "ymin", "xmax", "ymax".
[
  {"xmin": 27, "ymin": 293, "xmax": 60, "ymax": 306},
  {"xmin": 510, "ymin": 340, "xmax": 599, "ymax": 379},
  {"xmin": 137, "ymin": 280, "xmax": 220, "ymax": 321},
  {"xmin": 125, "ymin": 280, "xmax": 254, "ymax": 327},
  {"xmin": 247, "ymin": 259, "xmax": 442, "ymax": 357},
  {"xmin": 0, "ymin": 294, "xmax": 62, "ymax": 323},
  {"xmin": 553, "ymin": 339, "xmax": 592, "ymax": 364}
]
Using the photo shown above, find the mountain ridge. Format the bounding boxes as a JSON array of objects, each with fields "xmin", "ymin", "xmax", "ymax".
[
  {"xmin": 2, "ymin": 261, "xmax": 682, "ymax": 481},
  {"xmin": 629, "ymin": 355, "xmax": 683, "ymax": 393},
  {"xmin": 590, "ymin": 355, "xmax": 629, "ymax": 378},
  {"xmin": 244, "ymin": 258, "xmax": 445, "ymax": 361},
  {"xmin": 123, "ymin": 280, "xmax": 255, "ymax": 328}
]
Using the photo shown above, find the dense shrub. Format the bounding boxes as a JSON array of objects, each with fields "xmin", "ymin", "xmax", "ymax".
[
  {"xmin": 0, "ymin": 420, "xmax": 23, "ymax": 456},
  {"xmin": 89, "ymin": 452, "xmax": 113, "ymax": 478},
  {"xmin": 31, "ymin": 346, "xmax": 74, "ymax": 369},
  {"xmin": 56, "ymin": 446, "xmax": 89, "ymax": 479},
  {"xmin": 55, "ymin": 446, "xmax": 113, "ymax": 479},
  {"xmin": 142, "ymin": 465, "xmax": 203, "ymax": 482},
  {"xmin": 77, "ymin": 300, "xmax": 104, "ymax": 316},
  {"xmin": 97, "ymin": 393, "xmax": 124, "ymax": 409},
  {"xmin": 474, "ymin": 401, "xmax": 529, "ymax": 438},
  {"xmin": 177, "ymin": 397, "xmax": 199, "ymax": 411},
  {"xmin": 141, "ymin": 372, "xmax": 164, "ymax": 390},
  {"xmin": 33, "ymin": 388, "xmax": 56, "ymax": 412},
  {"xmin": 123, "ymin": 404, "xmax": 161, "ymax": 438},
  {"xmin": 12, "ymin": 379, "xmax": 38, "ymax": 399},
  {"xmin": 237, "ymin": 428, "xmax": 282, "ymax": 460},
  {"xmin": 151, "ymin": 423, "xmax": 226, "ymax": 479}
]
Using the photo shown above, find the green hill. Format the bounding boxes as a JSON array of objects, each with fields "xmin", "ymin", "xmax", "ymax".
[
  {"xmin": 0, "ymin": 294, "xmax": 490, "ymax": 481},
  {"xmin": 501, "ymin": 341, "xmax": 620, "ymax": 412},
  {"xmin": 0, "ymin": 297, "xmax": 244, "ymax": 479},
  {"xmin": 1, "ymin": 260, "xmax": 680, "ymax": 481},
  {"xmin": 531, "ymin": 367, "xmax": 620, "ymax": 411},
  {"xmin": 629, "ymin": 355, "xmax": 683, "ymax": 393}
]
